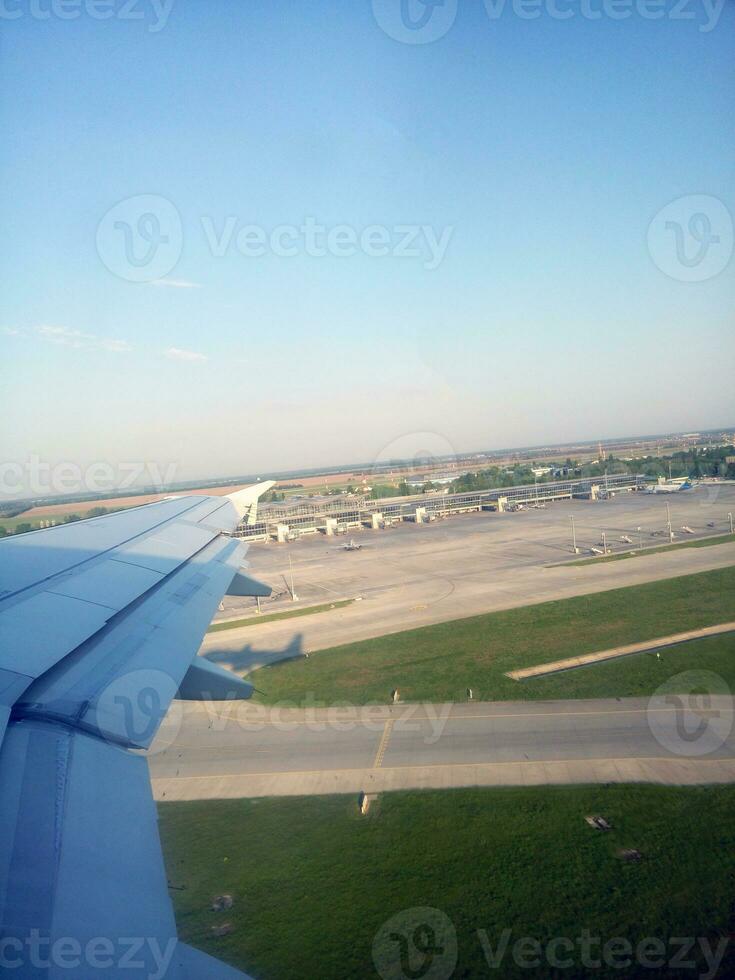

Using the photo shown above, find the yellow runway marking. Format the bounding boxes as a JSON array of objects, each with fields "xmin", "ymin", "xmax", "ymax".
[{"xmin": 372, "ymin": 720, "xmax": 394, "ymax": 768}]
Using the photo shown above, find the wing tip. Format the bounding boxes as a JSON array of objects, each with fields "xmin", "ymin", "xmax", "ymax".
[{"xmin": 226, "ymin": 480, "xmax": 276, "ymax": 524}]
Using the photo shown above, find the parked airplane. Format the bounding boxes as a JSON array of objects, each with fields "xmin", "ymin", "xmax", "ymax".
[{"xmin": 645, "ymin": 478, "xmax": 695, "ymax": 494}]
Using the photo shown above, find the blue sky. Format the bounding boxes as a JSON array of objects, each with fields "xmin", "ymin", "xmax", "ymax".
[{"xmin": 1, "ymin": 0, "xmax": 733, "ymax": 492}]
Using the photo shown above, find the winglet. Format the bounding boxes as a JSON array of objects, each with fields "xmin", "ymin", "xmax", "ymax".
[{"xmin": 226, "ymin": 480, "xmax": 275, "ymax": 526}]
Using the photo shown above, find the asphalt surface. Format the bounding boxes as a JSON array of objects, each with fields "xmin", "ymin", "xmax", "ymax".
[{"xmin": 150, "ymin": 696, "xmax": 735, "ymax": 800}]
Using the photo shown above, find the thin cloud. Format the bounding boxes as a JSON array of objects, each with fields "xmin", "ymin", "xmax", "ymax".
[
  {"xmin": 164, "ymin": 346, "xmax": 208, "ymax": 362},
  {"xmin": 37, "ymin": 325, "xmax": 132, "ymax": 352},
  {"xmin": 148, "ymin": 278, "xmax": 202, "ymax": 289},
  {"xmin": 97, "ymin": 337, "xmax": 132, "ymax": 352},
  {"xmin": 1, "ymin": 327, "xmax": 21, "ymax": 336}
]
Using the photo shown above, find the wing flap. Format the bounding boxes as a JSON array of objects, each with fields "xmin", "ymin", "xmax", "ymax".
[
  {"xmin": 0, "ymin": 720, "xmax": 181, "ymax": 978},
  {"xmin": 46, "ymin": 559, "xmax": 163, "ymax": 612},
  {"xmin": 177, "ymin": 656, "xmax": 253, "ymax": 701},
  {"xmin": 111, "ymin": 523, "xmax": 218, "ymax": 576},
  {"xmin": 0, "ymin": 669, "xmax": 34, "ymax": 753},
  {"xmin": 0, "ymin": 591, "xmax": 111, "ymax": 678},
  {"xmin": 17, "ymin": 536, "xmax": 245, "ymax": 749}
]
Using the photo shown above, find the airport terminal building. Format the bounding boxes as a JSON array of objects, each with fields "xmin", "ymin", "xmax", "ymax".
[{"xmin": 235, "ymin": 474, "xmax": 647, "ymax": 542}]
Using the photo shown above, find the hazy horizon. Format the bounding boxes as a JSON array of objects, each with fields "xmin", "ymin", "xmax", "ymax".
[{"xmin": 3, "ymin": 421, "xmax": 734, "ymax": 505}]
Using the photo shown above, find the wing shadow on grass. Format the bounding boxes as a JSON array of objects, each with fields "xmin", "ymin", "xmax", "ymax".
[{"xmin": 203, "ymin": 634, "xmax": 305, "ymax": 675}]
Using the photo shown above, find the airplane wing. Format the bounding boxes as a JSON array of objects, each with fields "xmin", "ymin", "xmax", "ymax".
[{"xmin": 0, "ymin": 482, "xmax": 274, "ymax": 979}]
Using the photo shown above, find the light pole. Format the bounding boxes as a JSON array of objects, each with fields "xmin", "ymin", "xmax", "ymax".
[
  {"xmin": 729, "ymin": 512, "xmax": 734, "ymax": 535},
  {"xmin": 602, "ymin": 530, "xmax": 607, "ymax": 554},
  {"xmin": 637, "ymin": 526, "xmax": 643, "ymax": 551},
  {"xmin": 288, "ymin": 553, "xmax": 299, "ymax": 602},
  {"xmin": 570, "ymin": 515, "xmax": 578, "ymax": 553},
  {"xmin": 666, "ymin": 502, "xmax": 673, "ymax": 543}
]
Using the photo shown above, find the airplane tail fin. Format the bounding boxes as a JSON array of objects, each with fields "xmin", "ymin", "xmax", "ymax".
[{"xmin": 227, "ymin": 480, "xmax": 276, "ymax": 525}]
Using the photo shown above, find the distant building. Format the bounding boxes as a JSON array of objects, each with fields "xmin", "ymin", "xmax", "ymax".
[{"xmin": 406, "ymin": 472, "xmax": 458, "ymax": 488}]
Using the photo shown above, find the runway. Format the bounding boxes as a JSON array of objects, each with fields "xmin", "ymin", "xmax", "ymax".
[{"xmin": 149, "ymin": 696, "xmax": 735, "ymax": 801}]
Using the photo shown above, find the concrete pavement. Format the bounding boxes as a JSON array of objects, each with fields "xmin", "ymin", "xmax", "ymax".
[
  {"xmin": 149, "ymin": 696, "xmax": 735, "ymax": 801},
  {"xmin": 506, "ymin": 621, "xmax": 735, "ymax": 679}
]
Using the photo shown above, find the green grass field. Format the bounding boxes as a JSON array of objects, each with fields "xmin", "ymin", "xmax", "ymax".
[
  {"xmin": 0, "ymin": 503, "xmax": 134, "ymax": 534},
  {"xmin": 207, "ymin": 599, "xmax": 355, "ymax": 633},
  {"xmin": 0, "ymin": 513, "xmax": 60, "ymax": 532},
  {"xmin": 562, "ymin": 532, "xmax": 735, "ymax": 566},
  {"xmin": 159, "ymin": 785, "xmax": 735, "ymax": 979},
  {"xmin": 249, "ymin": 566, "xmax": 735, "ymax": 705}
]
